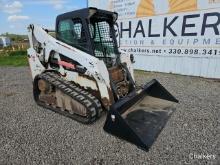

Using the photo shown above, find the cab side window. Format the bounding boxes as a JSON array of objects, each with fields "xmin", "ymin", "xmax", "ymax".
[{"xmin": 58, "ymin": 19, "xmax": 87, "ymax": 51}]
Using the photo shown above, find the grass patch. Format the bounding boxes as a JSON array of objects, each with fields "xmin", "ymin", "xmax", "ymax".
[
  {"xmin": 0, "ymin": 50, "xmax": 28, "ymax": 66},
  {"xmin": 0, "ymin": 50, "xmax": 27, "ymax": 56},
  {"xmin": 0, "ymin": 55, "xmax": 28, "ymax": 66},
  {"xmin": 8, "ymin": 50, "xmax": 27, "ymax": 56}
]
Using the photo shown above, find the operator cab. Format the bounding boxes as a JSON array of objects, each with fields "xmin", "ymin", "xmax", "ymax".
[{"xmin": 56, "ymin": 8, "xmax": 119, "ymax": 67}]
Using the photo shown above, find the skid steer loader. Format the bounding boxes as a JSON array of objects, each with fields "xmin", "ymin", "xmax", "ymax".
[{"xmin": 27, "ymin": 8, "xmax": 178, "ymax": 151}]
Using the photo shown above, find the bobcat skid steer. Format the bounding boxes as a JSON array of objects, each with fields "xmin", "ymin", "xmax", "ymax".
[{"xmin": 27, "ymin": 8, "xmax": 178, "ymax": 151}]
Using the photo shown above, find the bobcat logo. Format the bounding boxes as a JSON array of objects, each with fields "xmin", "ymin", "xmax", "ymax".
[{"xmin": 137, "ymin": 0, "xmax": 197, "ymax": 17}]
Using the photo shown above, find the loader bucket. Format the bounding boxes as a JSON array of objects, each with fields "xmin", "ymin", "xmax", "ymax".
[{"xmin": 103, "ymin": 79, "xmax": 179, "ymax": 151}]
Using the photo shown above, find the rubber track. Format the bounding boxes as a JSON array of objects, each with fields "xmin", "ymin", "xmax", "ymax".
[{"xmin": 35, "ymin": 72, "xmax": 103, "ymax": 124}]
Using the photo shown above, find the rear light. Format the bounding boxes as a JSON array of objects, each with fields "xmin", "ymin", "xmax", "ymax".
[{"xmin": 130, "ymin": 54, "xmax": 135, "ymax": 63}]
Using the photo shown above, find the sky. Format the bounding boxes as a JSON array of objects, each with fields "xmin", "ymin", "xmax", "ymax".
[{"xmin": 0, "ymin": 0, "xmax": 88, "ymax": 34}]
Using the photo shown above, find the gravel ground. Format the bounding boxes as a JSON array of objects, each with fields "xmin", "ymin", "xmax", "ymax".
[{"xmin": 0, "ymin": 67, "xmax": 219, "ymax": 165}]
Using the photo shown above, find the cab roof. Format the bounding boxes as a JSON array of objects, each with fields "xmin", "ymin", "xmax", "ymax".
[{"xmin": 56, "ymin": 7, "xmax": 118, "ymax": 23}]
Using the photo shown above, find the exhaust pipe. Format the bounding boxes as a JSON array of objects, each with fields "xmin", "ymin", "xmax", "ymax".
[{"xmin": 103, "ymin": 79, "xmax": 179, "ymax": 151}]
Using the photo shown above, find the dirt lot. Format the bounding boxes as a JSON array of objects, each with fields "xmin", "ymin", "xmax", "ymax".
[{"xmin": 0, "ymin": 67, "xmax": 219, "ymax": 164}]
